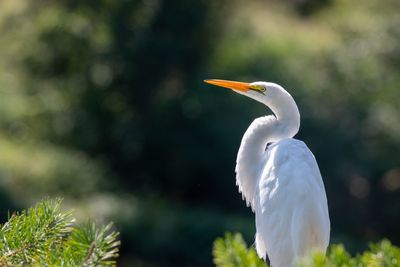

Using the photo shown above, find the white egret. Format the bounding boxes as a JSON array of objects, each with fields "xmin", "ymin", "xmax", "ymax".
[{"xmin": 204, "ymin": 79, "xmax": 330, "ymax": 267}]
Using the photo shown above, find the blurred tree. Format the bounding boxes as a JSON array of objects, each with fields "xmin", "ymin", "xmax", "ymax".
[
  {"xmin": 19, "ymin": 0, "xmax": 234, "ymax": 206},
  {"xmin": 1, "ymin": 0, "xmax": 400, "ymax": 266}
]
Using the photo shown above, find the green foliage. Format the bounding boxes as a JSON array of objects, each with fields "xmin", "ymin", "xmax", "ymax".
[
  {"xmin": 300, "ymin": 244, "xmax": 358, "ymax": 267},
  {"xmin": 0, "ymin": 198, "xmax": 120, "ymax": 266},
  {"xmin": 214, "ymin": 233, "xmax": 400, "ymax": 267},
  {"xmin": 303, "ymin": 240, "xmax": 400, "ymax": 266},
  {"xmin": 213, "ymin": 233, "xmax": 267, "ymax": 267},
  {"xmin": 360, "ymin": 240, "xmax": 400, "ymax": 266}
]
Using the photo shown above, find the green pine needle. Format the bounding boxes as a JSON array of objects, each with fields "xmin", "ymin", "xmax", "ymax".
[
  {"xmin": 213, "ymin": 233, "xmax": 400, "ymax": 267},
  {"xmin": 213, "ymin": 232, "xmax": 267, "ymax": 267},
  {"xmin": 0, "ymin": 198, "xmax": 120, "ymax": 266}
]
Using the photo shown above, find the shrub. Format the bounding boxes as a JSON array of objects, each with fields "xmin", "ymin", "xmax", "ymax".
[{"xmin": 213, "ymin": 232, "xmax": 400, "ymax": 267}]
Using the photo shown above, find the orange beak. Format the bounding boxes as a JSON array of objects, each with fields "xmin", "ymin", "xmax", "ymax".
[{"xmin": 204, "ymin": 79, "xmax": 251, "ymax": 92}]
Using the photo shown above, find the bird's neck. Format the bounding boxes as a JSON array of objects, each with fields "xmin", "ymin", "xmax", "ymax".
[
  {"xmin": 243, "ymin": 91, "xmax": 301, "ymax": 160},
  {"xmin": 235, "ymin": 94, "xmax": 300, "ymax": 209},
  {"xmin": 269, "ymin": 93, "xmax": 300, "ymax": 139}
]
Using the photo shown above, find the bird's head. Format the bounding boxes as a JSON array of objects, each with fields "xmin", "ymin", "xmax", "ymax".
[
  {"xmin": 204, "ymin": 79, "xmax": 300, "ymax": 136},
  {"xmin": 204, "ymin": 79, "xmax": 289, "ymax": 106}
]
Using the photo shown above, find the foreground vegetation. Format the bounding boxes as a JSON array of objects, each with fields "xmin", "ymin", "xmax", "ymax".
[
  {"xmin": 1, "ymin": 198, "xmax": 399, "ymax": 267},
  {"xmin": 213, "ymin": 233, "xmax": 400, "ymax": 267},
  {"xmin": 0, "ymin": 199, "xmax": 120, "ymax": 266}
]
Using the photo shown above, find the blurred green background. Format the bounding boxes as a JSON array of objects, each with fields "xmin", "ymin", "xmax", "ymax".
[{"xmin": 0, "ymin": 0, "xmax": 400, "ymax": 266}]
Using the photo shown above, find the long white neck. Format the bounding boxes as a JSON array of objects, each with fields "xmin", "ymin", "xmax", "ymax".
[{"xmin": 235, "ymin": 89, "xmax": 300, "ymax": 209}]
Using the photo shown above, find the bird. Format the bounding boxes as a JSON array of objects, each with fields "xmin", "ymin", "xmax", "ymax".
[{"xmin": 204, "ymin": 79, "xmax": 330, "ymax": 267}]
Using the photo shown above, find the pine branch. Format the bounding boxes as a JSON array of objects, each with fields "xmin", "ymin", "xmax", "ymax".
[
  {"xmin": 0, "ymin": 198, "xmax": 74, "ymax": 265},
  {"xmin": 213, "ymin": 232, "xmax": 267, "ymax": 267},
  {"xmin": 214, "ymin": 233, "xmax": 400, "ymax": 267},
  {"xmin": 0, "ymin": 198, "xmax": 120, "ymax": 266}
]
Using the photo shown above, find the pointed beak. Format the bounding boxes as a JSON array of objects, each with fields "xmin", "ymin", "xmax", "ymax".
[{"xmin": 204, "ymin": 79, "xmax": 251, "ymax": 92}]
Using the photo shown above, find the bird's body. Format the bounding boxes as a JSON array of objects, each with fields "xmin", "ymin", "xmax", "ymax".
[
  {"xmin": 205, "ymin": 79, "xmax": 330, "ymax": 267},
  {"xmin": 253, "ymin": 138, "xmax": 329, "ymax": 266}
]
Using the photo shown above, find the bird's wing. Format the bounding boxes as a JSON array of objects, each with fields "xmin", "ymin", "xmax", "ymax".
[{"xmin": 255, "ymin": 138, "xmax": 330, "ymax": 266}]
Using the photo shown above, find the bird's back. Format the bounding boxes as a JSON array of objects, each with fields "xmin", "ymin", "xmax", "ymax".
[{"xmin": 254, "ymin": 138, "xmax": 330, "ymax": 267}]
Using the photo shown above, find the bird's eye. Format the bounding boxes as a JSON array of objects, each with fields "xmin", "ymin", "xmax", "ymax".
[{"xmin": 250, "ymin": 84, "xmax": 267, "ymax": 94}]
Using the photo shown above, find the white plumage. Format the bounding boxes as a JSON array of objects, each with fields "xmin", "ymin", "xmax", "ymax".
[
  {"xmin": 205, "ymin": 79, "xmax": 330, "ymax": 267},
  {"xmin": 253, "ymin": 138, "xmax": 330, "ymax": 266}
]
